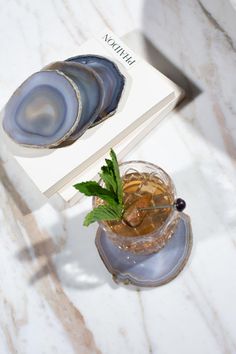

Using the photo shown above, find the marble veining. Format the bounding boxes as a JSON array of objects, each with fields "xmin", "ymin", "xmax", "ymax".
[{"xmin": 0, "ymin": 1, "xmax": 236, "ymax": 353}]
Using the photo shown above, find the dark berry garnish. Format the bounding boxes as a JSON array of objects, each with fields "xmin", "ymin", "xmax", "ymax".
[{"xmin": 175, "ymin": 198, "xmax": 186, "ymax": 212}]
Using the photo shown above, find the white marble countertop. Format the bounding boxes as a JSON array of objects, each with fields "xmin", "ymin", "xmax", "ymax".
[{"xmin": 0, "ymin": 1, "xmax": 236, "ymax": 353}]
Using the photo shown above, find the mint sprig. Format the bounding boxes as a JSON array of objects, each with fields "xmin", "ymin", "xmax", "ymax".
[
  {"xmin": 73, "ymin": 149, "xmax": 124, "ymax": 226},
  {"xmin": 83, "ymin": 204, "xmax": 123, "ymax": 227}
]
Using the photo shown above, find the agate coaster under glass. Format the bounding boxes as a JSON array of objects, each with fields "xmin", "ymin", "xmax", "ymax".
[{"xmin": 95, "ymin": 213, "xmax": 192, "ymax": 287}]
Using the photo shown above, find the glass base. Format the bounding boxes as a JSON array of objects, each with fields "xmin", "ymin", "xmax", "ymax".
[{"xmin": 95, "ymin": 213, "xmax": 192, "ymax": 287}]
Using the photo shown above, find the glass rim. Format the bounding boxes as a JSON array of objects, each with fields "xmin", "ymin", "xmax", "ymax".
[{"xmin": 93, "ymin": 159, "xmax": 177, "ymax": 240}]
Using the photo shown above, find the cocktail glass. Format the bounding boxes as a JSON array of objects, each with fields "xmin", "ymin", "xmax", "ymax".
[{"xmin": 93, "ymin": 160, "xmax": 183, "ymax": 255}]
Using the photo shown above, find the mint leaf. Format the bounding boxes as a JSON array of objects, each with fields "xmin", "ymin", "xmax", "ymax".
[
  {"xmin": 99, "ymin": 165, "xmax": 117, "ymax": 194},
  {"xmin": 83, "ymin": 204, "xmax": 122, "ymax": 226},
  {"xmin": 105, "ymin": 158, "xmax": 114, "ymax": 172},
  {"xmin": 104, "ymin": 159, "xmax": 117, "ymax": 188},
  {"xmin": 110, "ymin": 149, "xmax": 123, "ymax": 205},
  {"xmin": 73, "ymin": 181, "xmax": 118, "ymax": 207}
]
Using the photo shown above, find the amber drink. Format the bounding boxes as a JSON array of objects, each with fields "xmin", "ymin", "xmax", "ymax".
[{"xmin": 94, "ymin": 161, "xmax": 180, "ymax": 255}]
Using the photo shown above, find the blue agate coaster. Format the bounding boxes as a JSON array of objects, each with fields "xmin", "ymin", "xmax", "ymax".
[{"xmin": 95, "ymin": 213, "xmax": 192, "ymax": 287}]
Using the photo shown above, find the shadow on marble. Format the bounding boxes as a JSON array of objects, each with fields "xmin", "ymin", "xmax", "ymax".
[
  {"xmin": 16, "ymin": 211, "xmax": 118, "ymax": 290},
  {"xmin": 53, "ymin": 211, "xmax": 118, "ymax": 290},
  {"xmin": 141, "ymin": 0, "xmax": 236, "ymax": 161}
]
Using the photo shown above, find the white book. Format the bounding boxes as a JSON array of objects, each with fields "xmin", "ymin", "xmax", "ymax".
[{"xmin": 1, "ymin": 30, "xmax": 183, "ymax": 200}]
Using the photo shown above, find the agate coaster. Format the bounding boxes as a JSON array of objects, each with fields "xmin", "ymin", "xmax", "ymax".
[{"xmin": 95, "ymin": 213, "xmax": 192, "ymax": 287}]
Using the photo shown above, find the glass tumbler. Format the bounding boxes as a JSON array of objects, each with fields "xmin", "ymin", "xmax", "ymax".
[{"xmin": 93, "ymin": 161, "xmax": 182, "ymax": 255}]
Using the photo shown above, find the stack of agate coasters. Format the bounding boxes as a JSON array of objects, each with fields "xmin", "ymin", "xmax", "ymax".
[{"xmin": 1, "ymin": 29, "xmax": 184, "ymax": 204}]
